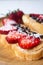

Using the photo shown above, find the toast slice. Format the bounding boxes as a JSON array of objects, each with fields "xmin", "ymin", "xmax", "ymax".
[
  {"xmin": 0, "ymin": 34, "xmax": 15, "ymax": 59},
  {"xmin": 0, "ymin": 29, "xmax": 43, "ymax": 61},
  {"xmin": 22, "ymin": 15, "xmax": 43, "ymax": 34},
  {"xmin": 0, "ymin": 33, "xmax": 43, "ymax": 61},
  {"xmin": 0, "ymin": 16, "xmax": 43, "ymax": 61},
  {"xmin": 12, "ymin": 41, "xmax": 43, "ymax": 60}
]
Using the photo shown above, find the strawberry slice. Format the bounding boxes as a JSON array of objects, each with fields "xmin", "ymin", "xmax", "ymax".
[
  {"xmin": 17, "ymin": 9, "xmax": 24, "ymax": 18},
  {"xmin": 0, "ymin": 25, "xmax": 17, "ymax": 34},
  {"xmin": 8, "ymin": 9, "xmax": 24, "ymax": 24},
  {"xmin": 36, "ymin": 15, "xmax": 43, "ymax": 23},
  {"xmin": 6, "ymin": 31, "xmax": 27, "ymax": 43},
  {"xmin": 30, "ymin": 14, "xmax": 40, "ymax": 17},
  {"xmin": 2, "ymin": 18, "xmax": 17, "ymax": 25},
  {"xmin": 29, "ymin": 14, "xmax": 40, "ymax": 19},
  {"xmin": 38, "ymin": 15, "xmax": 43, "ymax": 20},
  {"xmin": 6, "ymin": 31, "xmax": 21, "ymax": 43},
  {"xmin": 18, "ymin": 36, "xmax": 40, "ymax": 49}
]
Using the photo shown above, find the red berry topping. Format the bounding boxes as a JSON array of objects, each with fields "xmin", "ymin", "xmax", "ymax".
[
  {"xmin": 8, "ymin": 12, "xmax": 17, "ymax": 21},
  {"xmin": 18, "ymin": 36, "xmax": 40, "ymax": 49},
  {"xmin": 17, "ymin": 9, "xmax": 24, "ymax": 18},
  {"xmin": 2, "ymin": 18, "xmax": 17, "ymax": 25},
  {"xmin": 0, "ymin": 25, "xmax": 17, "ymax": 34},
  {"xmin": 6, "ymin": 31, "xmax": 22, "ymax": 43},
  {"xmin": 6, "ymin": 31, "xmax": 27, "ymax": 43},
  {"xmin": 30, "ymin": 14, "xmax": 40, "ymax": 17},
  {"xmin": 38, "ymin": 15, "xmax": 43, "ymax": 19},
  {"xmin": 8, "ymin": 9, "xmax": 24, "ymax": 24}
]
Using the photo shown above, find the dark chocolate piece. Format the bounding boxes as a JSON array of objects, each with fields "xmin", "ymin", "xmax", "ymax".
[{"xmin": 40, "ymin": 35, "xmax": 43, "ymax": 38}]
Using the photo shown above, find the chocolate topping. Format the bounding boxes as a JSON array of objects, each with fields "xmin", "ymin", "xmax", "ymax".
[
  {"xmin": 12, "ymin": 23, "xmax": 43, "ymax": 39},
  {"xmin": 40, "ymin": 35, "xmax": 43, "ymax": 38},
  {"xmin": 29, "ymin": 14, "xmax": 43, "ymax": 23}
]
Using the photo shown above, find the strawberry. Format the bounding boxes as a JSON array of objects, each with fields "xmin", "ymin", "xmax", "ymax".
[
  {"xmin": 0, "ymin": 25, "xmax": 17, "ymax": 34},
  {"xmin": 6, "ymin": 31, "xmax": 21, "ymax": 43},
  {"xmin": 38, "ymin": 15, "xmax": 43, "ymax": 20},
  {"xmin": 2, "ymin": 18, "xmax": 17, "ymax": 25},
  {"xmin": 17, "ymin": 9, "xmax": 24, "ymax": 18},
  {"xmin": 18, "ymin": 36, "xmax": 40, "ymax": 49},
  {"xmin": 6, "ymin": 31, "xmax": 27, "ymax": 43},
  {"xmin": 36, "ymin": 15, "xmax": 43, "ymax": 23},
  {"xmin": 29, "ymin": 14, "xmax": 40, "ymax": 19},
  {"xmin": 17, "ymin": 10, "xmax": 24, "ymax": 24},
  {"xmin": 8, "ymin": 12, "xmax": 17, "ymax": 21},
  {"xmin": 30, "ymin": 14, "xmax": 40, "ymax": 17},
  {"xmin": 8, "ymin": 9, "xmax": 24, "ymax": 24}
]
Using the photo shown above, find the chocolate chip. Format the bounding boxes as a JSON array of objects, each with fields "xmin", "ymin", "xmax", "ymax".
[
  {"xmin": 32, "ymin": 32, "xmax": 37, "ymax": 34},
  {"xmin": 11, "ymin": 24, "xmax": 17, "ymax": 26},
  {"xmin": 40, "ymin": 35, "xmax": 43, "ymax": 38}
]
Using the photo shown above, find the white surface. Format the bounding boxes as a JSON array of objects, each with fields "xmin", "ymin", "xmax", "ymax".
[{"xmin": 0, "ymin": 0, "xmax": 43, "ymax": 17}]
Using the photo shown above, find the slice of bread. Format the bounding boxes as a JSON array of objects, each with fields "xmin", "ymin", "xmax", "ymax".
[
  {"xmin": 22, "ymin": 15, "xmax": 43, "ymax": 34},
  {"xmin": 0, "ymin": 33, "xmax": 43, "ymax": 61},
  {"xmin": 0, "ymin": 34, "xmax": 15, "ymax": 59},
  {"xmin": 0, "ymin": 16, "xmax": 43, "ymax": 61},
  {"xmin": 12, "ymin": 41, "xmax": 43, "ymax": 60}
]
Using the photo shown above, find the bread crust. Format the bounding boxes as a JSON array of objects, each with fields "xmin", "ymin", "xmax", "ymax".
[
  {"xmin": 12, "ymin": 41, "xmax": 43, "ymax": 60},
  {"xmin": 0, "ymin": 34, "xmax": 15, "ymax": 59},
  {"xmin": 22, "ymin": 15, "xmax": 43, "ymax": 34}
]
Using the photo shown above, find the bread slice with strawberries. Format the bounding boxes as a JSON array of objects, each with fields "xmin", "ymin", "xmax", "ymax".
[
  {"xmin": 0, "ymin": 18, "xmax": 18, "ymax": 59},
  {"xmin": 11, "ymin": 33, "xmax": 43, "ymax": 60},
  {"xmin": 0, "ymin": 10, "xmax": 43, "ymax": 61},
  {"xmin": 22, "ymin": 14, "xmax": 43, "ymax": 34},
  {"xmin": 12, "ymin": 42, "xmax": 43, "ymax": 60},
  {"xmin": 0, "ymin": 18, "xmax": 43, "ymax": 61},
  {"xmin": 0, "ymin": 29, "xmax": 43, "ymax": 60}
]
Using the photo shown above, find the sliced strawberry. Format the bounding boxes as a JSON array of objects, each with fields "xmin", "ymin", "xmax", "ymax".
[
  {"xmin": 8, "ymin": 12, "xmax": 17, "ymax": 21},
  {"xmin": 6, "ymin": 31, "xmax": 21, "ymax": 43},
  {"xmin": 6, "ymin": 31, "xmax": 27, "ymax": 43},
  {"xmin": 38, "ymin": 15, "xmax": 43, "ymax": 19},
  {"xmin": 36, "ymin": 15, "xmax": 43, "ymax": 23},
  {"xmin": 30, "ymin": 14, "xmax": 40, "ymax": 17},
  {"xmin": 29, "ymin": 14, "xmax": 40, "ymax": 19},
  {"xmin": 2, "ymin": 18, "xmax": 17, "ymax": 25},
  {"xmin": 18, "ymin": 36, "xmax": 40, "ymax": 49},
  {"xmin": 8, "ymin": 10, "xmax": 24, "ymax": 24},
  {"xmin": 17, "ymin": 9, "xmax": 24, "ymax": 18},
  {"xmin": 0, "ymin": 25, "xmax": 17, "ymax": 34}
]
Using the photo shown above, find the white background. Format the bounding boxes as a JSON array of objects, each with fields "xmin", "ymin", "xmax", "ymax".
[{"xmin": 0, "ymin": 0, "xmax": 43, "ymax": 17}]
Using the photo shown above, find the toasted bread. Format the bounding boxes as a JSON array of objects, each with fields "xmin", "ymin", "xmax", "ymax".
[
  {"xmin": 22, "ymin": 15, "xmax": 43, "ymax": 34},
  {"xmin": 0, "ymin": 16, "xmax": 43, "ymax": 61},
  {"xmin": 0, "ymin": 34, "xmax": 43, "ymax": 60},
  {"xmin": 0, "ymin": 34, "xmax": 15, "ymax": 59},
  {"xmin": 12, "ymin": 42, "xmax": 43, "ymax": 60}
]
